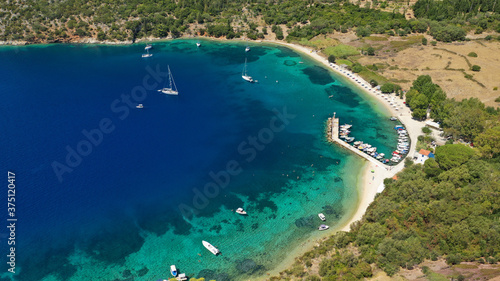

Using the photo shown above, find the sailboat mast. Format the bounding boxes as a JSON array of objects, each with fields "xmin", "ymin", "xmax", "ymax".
[{"xmin": 168, "ymin": 66, "xmax": 172, "ymax": 89}]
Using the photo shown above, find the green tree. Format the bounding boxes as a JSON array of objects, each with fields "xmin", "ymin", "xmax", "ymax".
[
  {"xmin": 424, "ymin": 158, "xmax": 442, "ymax": 177},
  {"xmin": 412, "ymin": 108, "xmax": 427, "ymax": 120},
  {"xmin": 409, "ymin": 93, "xmax": 429, "ymax": 110},
  {"xmin": 352, "ymin": 63, "xmax": 363, "ymax": 73},
  {"xmin": 435, "ymin": 144, "xmax": 475, "ymax": 170},
  {"xmin": 367, "ymin": 46, "xmax": 375, "ymax": 56},
  {"xmin": 471, "ymin": 65, "xmax": 481, "ymax": 72},
  {"xmin": 443, "ymin": 98, "xmax": 486, "ymax": 141},
  {"xmin": 422, "ymin": 37, "xmax": 428, "ymax": 45},
  {"xmin": 381, "ymin": 83, "xmax": 397, "ymax": 93},
  {"xmin": 474, "ymin": 126, "xmax": 500, "ymax": 159},
  {"xmin": 97, "ymin": 31, "xmax": 106, "ymax": 41},
  {"xmin": 328, "ymin": 55, "xmax": 336, "ymax": 63}
]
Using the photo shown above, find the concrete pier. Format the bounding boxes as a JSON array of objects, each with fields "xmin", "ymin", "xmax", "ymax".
[{"xmin": 326, "ymin": 113, "xmax": 390, "ymax": 169}]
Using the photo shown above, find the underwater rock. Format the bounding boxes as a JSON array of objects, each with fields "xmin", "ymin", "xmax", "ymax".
[
  {"xmin": 215, "ymin": 273, "xmax": 231, "ymax": 281},
  {"xmin": 294, "ymin": 215, "xmax": 315, "ymax": 228},
  {"xmin": 137, "ymin": 267, "xmax": 148, "ymax": 277},
  {"xmin": 236, "ymin": 259, "xmax": 257, "ymax": 273},
  {"xmin": 197, "ymin": 269, "xmax": 216, "ymax": 280}
]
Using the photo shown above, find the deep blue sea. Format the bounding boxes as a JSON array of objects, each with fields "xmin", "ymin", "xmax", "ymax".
[{"xmin": 0, "ymin": 40, "xmax": 398, "ymax": 281}]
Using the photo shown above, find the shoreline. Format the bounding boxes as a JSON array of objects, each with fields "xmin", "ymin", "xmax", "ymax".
[
  {"xmin": 5, "ymin": 37, "xmax": 423, "ymax": 279},
  {"xmin": 250, "ymin": 39, "xmax": 425, "ymax": 279}
]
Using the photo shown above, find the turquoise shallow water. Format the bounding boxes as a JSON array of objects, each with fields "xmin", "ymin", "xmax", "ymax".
[{"xmin": 0, "ymin": 40, "xmax": 398, "ymax": 281}]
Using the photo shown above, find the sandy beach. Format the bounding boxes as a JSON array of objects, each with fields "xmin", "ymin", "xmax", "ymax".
[{"xmin": 260, "ymin": 40, "xmax": 425, "ymax": 279}]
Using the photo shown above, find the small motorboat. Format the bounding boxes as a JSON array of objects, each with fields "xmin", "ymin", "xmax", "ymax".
[
  {"xmin": 170, "ymin": 265, "xmax": 178, "ymax": 277},
  {"xmin": 318, "ymin": 224, "xmax": 329, "ymax": 231},
  {"xmin": 390, "ymin": 116, "xmax": 397, "ymax": 121},
  {"xmin": 235, "ymin": 208, "xmax": 247, "ymax": 215},
  {"xmin": 318, "ymin": 213, "xmax": 326, "ymax": 221},
  {"xmin": 245, "ymin": 46, "xmax": 250, "ymax": 52},
  {"xmin": 202, "ymin": 240, "xmax": 220, "ymax": 255},
  {"xmin": 145, "ymin": 44, "xmax": 152, "ymax": 50},
  {"xmin": 136, "ymin": 104, "xmax": 143, "ymax": 109},
  {"xmin": 196, "ymin": 42, "xmax": 201, "ymax": 47}
]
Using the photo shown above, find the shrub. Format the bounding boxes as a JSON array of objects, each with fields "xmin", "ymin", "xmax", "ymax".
[
  {"xmin": 485, "ymin": 35, "xmax": 493, "ymax": 41},
  {"xmin": 366, "ymin": 46, "xmax": 375, "ymax": 56},
  {"xmin": 467, "ymin": 52, "xmax": 477, "ymax": 57},
  {"xmin": 430, "ymin": 41, "xmax": 437, "ymax": 46},
  {"xmin": 422, "ymin": 127, "xmax": 432, "ymax": 134},
  {"xmin": 422, "ymin": 266, "xmax": 430, "ymax": 275},
  {"xmin": 328, "ymin": 55, "xmax": 336, "ymax": 63},
  {"xmin": 446, "ymin": 253, "xmax": 462, "ymax": 265},
  {"xmin": 471, "ymin": 65, "xmax": 481, "ymax": 72},
  {"xmin": 422, "ymin": 37, "xmax": 427, "ymax": 45},
  {"xmin": 352, "ymin": 63, "xmax": 363, "ymax": 73}
]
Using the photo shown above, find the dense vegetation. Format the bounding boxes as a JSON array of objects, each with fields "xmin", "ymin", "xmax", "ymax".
[
  {"xmin": 280, "ymin": 146, "xmax": 500, "ymax": 280},
  {"xmin": 278, "ymin": 76, "xmax": 500, "ymax": 280},
  {"xmin": 1, "ymin": 0, "xmax": 499, "ymax": 44}
]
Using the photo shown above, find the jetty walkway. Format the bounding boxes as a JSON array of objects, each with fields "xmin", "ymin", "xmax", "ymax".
[{"xmin": 327, "ymin": 113, "xmax": 390, "ymax": 170}]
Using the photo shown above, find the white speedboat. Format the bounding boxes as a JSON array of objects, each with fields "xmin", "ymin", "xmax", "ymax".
[
  {"xmin": 159, "ymin": 65, "xmax": 179, "ymax": 95},
  {"xmin": 170, "ymin": 265, "xmax": 178, "ymax": 277},
  {"xmin": 242, "ymin": 58, "xmax": 253, "ymax": 83},
  {"xmin": 136, "ymin": 104, "xmax": 143, "ymax": 109},
  {"xmin": 318, "ymin": 213, "xmax": 326, "ymax": 221},
  {"xmin": 318, "ymin": 224, "xmax": 329, "ymax": 231},
  {"xmin": 235, "ymin": 208, "xmax": 247, "ymax": 215},
  {"xmin": 145, "ymin": 44, "xmax": 152, "ymax": 50},
  {"xmin": 196, "ymin": 42, "xmax": 201, "ymax": 47},
  {"xmin": 202, "ymin": 240, "xmax": 220, "ymax": 255},
  {"xmin": 236, "ymin": 208, "xmax": 247, "ymax": 215},
  {"xmin": 245, "ymin": 46, "xmax": 250, "ymax": 52}
]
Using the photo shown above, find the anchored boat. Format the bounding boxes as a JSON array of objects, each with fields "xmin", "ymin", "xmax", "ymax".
[
  {"xmin": 170, "ymin": 265, "xmax": 178, "ymax": 277},
  {"xmin": 202, "ymin": 240, "xmax": 220, "ymax": 255}
]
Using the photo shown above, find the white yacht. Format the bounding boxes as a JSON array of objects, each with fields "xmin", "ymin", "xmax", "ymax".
[
  {"xmin": 242, "ymin": 58, "xmax": 253, "ymax": 83},
  {"xmin": 236, "ymin": 208, "xmax": 247, "ymax": 215},
  {"xmin": 159, "ymin": 66, "xmax": 179, "ymax": 95},
  {"xmin": 202, "ymin": 240, "xmax": 220, "ymax": 255},
  {"xmin": 318, "ymin": 213, "xmax": 326, "ymax": 221},
  {"xmin": 136, "ymin": 104, "xmax": 143, "ymax": 109},
  {"xmin": 245, "ymin": 46, "xmax": 250, "ymax": 52},
  {"xmin": 145, "ymin": 44, "xmax": 152, "ymax": 50},
  {"xmin": 318, "ymin": 224, "xmax": 329, "ymax": 231},
  {"xmin": 196, "ymin": 42, "xmax": 201, "ymax": 47}
]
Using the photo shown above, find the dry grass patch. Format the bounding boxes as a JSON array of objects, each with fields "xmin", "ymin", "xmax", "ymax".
[
  {"xmin": 353, "ymin": 40, "xmax": 500, "ymax": 107},
  {"xmin": 365, "ymin": 35, "xmax": 389, "ymax": 41},
  {"xmin": 298, "ymin": 36, "xmax": 339, "ymax": 50},
  {"xmin": 324, "ymin": 44, "xmax": 360, "ymax": 58},
  {"xmin": 388, "ymin": 35, "xmax": 424, "ymax": 50}
]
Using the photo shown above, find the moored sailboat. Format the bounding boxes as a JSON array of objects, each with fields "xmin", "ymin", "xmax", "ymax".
[
  {"xmin": 158, "ymin": 66, "xmax": 179, "ymax": 95},
  {"xmin": 242, "ymin": 58, "xmax": 253, "ymax": 83},
  {"xmin": 142, "ymin": 49, "xmax": 152, "ymax": 58}
]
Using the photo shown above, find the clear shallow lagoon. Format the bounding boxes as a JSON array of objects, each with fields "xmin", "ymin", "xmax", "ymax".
[{"xmin": 0, "ymin": 40, "xmax": 398, "ymax": 280}]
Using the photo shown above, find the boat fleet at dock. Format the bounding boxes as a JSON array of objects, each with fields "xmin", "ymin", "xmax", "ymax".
[{"xmin": 338, "ymin": 121, "xmax": 410, "ymax": 164}]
